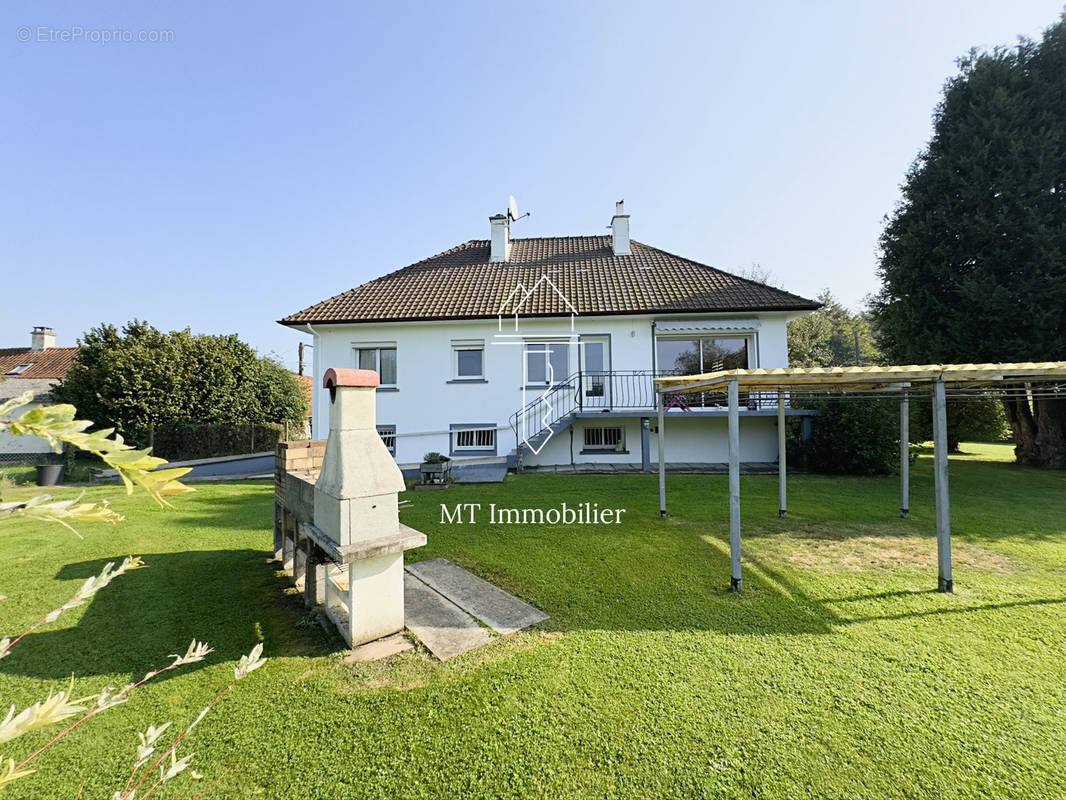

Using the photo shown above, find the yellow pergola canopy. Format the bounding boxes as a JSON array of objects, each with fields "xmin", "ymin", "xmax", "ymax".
[{"xmin": 655, "ymin": 361, "xmax": 1066, "ymax": 395}]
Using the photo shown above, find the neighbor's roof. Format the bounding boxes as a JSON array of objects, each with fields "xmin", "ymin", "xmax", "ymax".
[
  {"xmin": 0, "ymin": 347, "xmax": 78, "ymax": 380},
  {"xmin": 293, "ymin": 373, "xmax": 313, "ymax": 410},
  {"xmin": 656, "ymin": 362, "xmax": 1066, "ymax": 394},
  {"xmin": 279, "ymin": 236, "xmax": 819, "ymax": 325}
]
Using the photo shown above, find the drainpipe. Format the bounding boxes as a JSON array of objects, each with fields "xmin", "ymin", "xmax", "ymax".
[
  {"xmin": 303, "ymin": 324, "xmax": 321, "ymax": 438},
  {"xmin": 641, "ymin": 418, "xmax": 650, "ymax": 472},
  {"xmin": 651, "ymin": 321, "xmax": 658, "ymax": 410}
]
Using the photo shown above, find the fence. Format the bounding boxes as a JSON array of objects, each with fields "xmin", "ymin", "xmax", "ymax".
[{"xmin": 125, "ymin": 421, "xmax": 310, "ymax": 462}]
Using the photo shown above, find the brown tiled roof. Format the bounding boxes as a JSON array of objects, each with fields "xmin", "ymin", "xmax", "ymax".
[
  {"xmin": 0, "ymin": 347, "xmax": 78, "ymax": 380},
  {"xmin": 293, "ymin": 374, "xmax": 313, "ymax": 411},
  {"xmin": 279, "ymin": 236, "xmax": 819, "ymax": 325}
]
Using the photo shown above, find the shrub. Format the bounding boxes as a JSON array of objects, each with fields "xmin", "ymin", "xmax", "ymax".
[
  {"xmin": 796, "ymin": 396, "xmax": 900, "ymax": 476},
  {"xmin": 55, "ymin": 321, "xmax": 308, "ymax": 433},
  {"xmin": 908, "ymin": 397, "xmax": 1010, "ymax": 452}
]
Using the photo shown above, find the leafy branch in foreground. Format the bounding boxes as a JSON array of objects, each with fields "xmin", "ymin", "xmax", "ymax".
[
  {"xmin": 0, "ymin": 558, "xmax": 144, "ymax": 661},
  {"xmin": 0, "ymin": 556, "xmax": 212, "ymax": 789},
  {"xmin": 0, "ymin": 494, "xmax": 123, "ymax": 537},
  {"xmin": 0, "ymin": 598, "xmax": 265, "ymax": 796},
  {"xmin": 0, "ymin": 392, "xmax": 192, "ymax": 533},
  {"xmin": 0, "ymin": 392, "xmax": 192, "ymax": 510},
  {"xmin": 0, "ymin": 394, "xmax": 263, "ymax": 796}
]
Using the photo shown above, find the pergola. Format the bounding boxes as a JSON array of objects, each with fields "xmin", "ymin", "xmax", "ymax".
[{"xmin": 654, "ymin": 362, "xmax": 1066, "ymax": 593}]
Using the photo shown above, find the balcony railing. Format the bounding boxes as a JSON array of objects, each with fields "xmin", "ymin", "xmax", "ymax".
[{"xmin": 509, "ymin": 370, "xmax": 783, "ymax": 454}]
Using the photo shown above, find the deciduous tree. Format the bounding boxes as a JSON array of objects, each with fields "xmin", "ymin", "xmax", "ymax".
[{"xmin": 56, "ymin": 321, "xmax": 307, "ymax": 434}]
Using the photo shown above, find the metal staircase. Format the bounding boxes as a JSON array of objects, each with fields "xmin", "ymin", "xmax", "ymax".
[{"xmin": 508, "ymin": 371, "xmax": 659, "ymax": 466}]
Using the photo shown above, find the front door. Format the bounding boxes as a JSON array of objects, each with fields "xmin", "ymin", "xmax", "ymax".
[{"xmin": 580, "ymin": 336, "xmax": 611, "ymax": 409}]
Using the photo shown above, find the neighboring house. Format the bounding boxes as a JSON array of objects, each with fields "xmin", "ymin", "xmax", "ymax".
[
  {"xmin": 0, "ymin": 327, "xmax": 78, "ymax": 462},
  {"xmin": 279, "ymin": 203, "xmax": 820, "ymax": 468}
]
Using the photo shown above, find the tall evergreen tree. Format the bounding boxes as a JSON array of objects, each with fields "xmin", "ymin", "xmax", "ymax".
[{"xmin": 871, "ymin": 15, "xmax": 1066, "ymax": 466}]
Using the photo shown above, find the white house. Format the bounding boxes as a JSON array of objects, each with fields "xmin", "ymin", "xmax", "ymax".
[{"xmin": 280, "ymin": 203, "xmax": 819, "ymax": 471}]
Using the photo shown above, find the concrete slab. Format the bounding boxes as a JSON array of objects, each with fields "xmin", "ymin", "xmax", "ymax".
[
  {"xmin": 403, "ymin": 573, "xmax": 492, "ymax": 661},
  {"xmin": 344, "ymin": 632, "xmax": 413, "ymax": 663},
  {"xmin": 522, "ymin": 462, "xmax": 776, "ymax": 475},
  {"xmin": 406, "ymin": 558, "xmax": 548, "ymax": 635},
  {"xmin": 451, "ymin": 462, "xmax": 509, "ymax": 483}
]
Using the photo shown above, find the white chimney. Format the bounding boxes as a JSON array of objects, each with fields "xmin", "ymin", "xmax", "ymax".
[
  {"xmin": 489, "ymin": 214, "xmax": 511, "ymax": 262},
  {"xmin": 30, "ymin": 326, "xmax": 55, "ymax": 351},
  {"xmin": 610, "ymin": 200, "xmax": 630, "ymax": 256}
]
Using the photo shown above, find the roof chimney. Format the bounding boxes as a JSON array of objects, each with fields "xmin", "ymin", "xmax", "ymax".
[
  {"xmin": 610, "ymin": 200, "xmax": 630, "ymax": 256},
  {"xmin": 489, "ymin": 214, "xmax": 511, "ymax": 262},
  {"xmin": 30, "ymin": 326, "xmax": 55, "ymax": 351}
]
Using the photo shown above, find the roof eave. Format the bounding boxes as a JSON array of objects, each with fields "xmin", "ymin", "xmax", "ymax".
[{"xmin": 277, "ymin": 303, "xmax": 822, "ymax": 328}]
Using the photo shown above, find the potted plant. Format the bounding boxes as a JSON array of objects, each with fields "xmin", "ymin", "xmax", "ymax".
[{"xmin": 419, "ymin": 451, "xmax": 451, "ymax": 485}]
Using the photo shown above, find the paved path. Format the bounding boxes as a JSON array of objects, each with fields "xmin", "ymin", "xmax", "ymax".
[
  {"xmin": 404, "ymin": 573, "xmax": 492, "ymax": 661},
  {"xmin": 407, "ymin": 558, "xmax": 548, "ymax": 635},
  {"xmin": 403, "ymin": 559, "xmax": 548, "ymax": 660}
]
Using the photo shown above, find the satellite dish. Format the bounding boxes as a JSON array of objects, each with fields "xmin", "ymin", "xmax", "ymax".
[{"xmin": 507, "ymin": 195, "xmax": 530, "ymax": 223}]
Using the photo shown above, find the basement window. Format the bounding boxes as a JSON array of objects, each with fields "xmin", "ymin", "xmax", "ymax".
[
  {"xmin": 377, "ymin": 425, "xmax": 396, "ymax": 455},
  {"xmin": 583, "ymin": 426, "xmax": 625, "ymax": 452},
  {"xmin": 451, "ymin": 426, "xmax": 496, "ymax": 454},
  {"xmin": 5, "ymin": 363, "xmax": 32, "ymax": 376}
]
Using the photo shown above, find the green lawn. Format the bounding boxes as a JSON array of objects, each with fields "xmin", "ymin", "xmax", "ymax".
[{"xmin": 1, "ymin": 444, "xmax": 1064, "ymax": 799}]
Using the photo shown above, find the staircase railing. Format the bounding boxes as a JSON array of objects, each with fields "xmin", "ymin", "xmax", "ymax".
[
  {"xmin": 509, "ymin": 371, "xmax": 583, "ymax": 456},
  {"xmin": 509, "ymin": 370, "xmax": 786, "ymax": 457},
  {"xmin": 509, "ymin": 370, "xmax": 661, "ymax": 455}
]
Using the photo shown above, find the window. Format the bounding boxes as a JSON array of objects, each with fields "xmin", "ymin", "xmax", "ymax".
[
  {"xmin": 5, "ymin": 363, "xmax": 32, "ymax": 376},
  {"xmin": 452, "ymin": 426, "xmax": 496, "ymax": 453},
  {"xmin": 377, "ymin": 425, "xmax": 396, "ymax": 455},
  {"xmin": 355, "ymin": 346, "xmax": 397, "ymax": 386},
  {"xmin": 584, "ymin": 426, "xmax": 625, "ymax": 452},
  {"xmin": 452, "ymin": 341, "xmax": 484, "ymax": 380},
  {"xmin": 525, "ymin": 342, "xmax": 569, "ymax": 385},
  {"xmin": 656, "ymin": 337, "xmax": 748, "ymax": 375},
  {"xmin": 656, "ymin": 336, "xmax": 749, "ymax": 407}
]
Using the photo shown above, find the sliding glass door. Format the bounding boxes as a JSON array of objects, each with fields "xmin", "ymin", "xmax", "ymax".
[{"xmin": 656, "ymin": 336, "xmax": 750, "ymax": 406}]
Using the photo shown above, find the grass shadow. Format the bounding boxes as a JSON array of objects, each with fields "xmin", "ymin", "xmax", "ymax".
[{"xmin": 0, "ymin": 549, "xmax": 331, "ymax": 682}]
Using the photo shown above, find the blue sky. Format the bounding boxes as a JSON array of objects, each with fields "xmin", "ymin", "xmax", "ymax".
[{"xmin": 3, "ymin": 1, "xmax": 1062, "ymax": 369}]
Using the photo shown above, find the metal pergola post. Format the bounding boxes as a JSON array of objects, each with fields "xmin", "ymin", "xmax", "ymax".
[
  {"xmin": 900, "ymin": 385, "xmax": 910, "ymax": 518},
  {"xmin": 727, "ymin": 379, "xmax": 742, "ymax": 591},
  {"xmin": 777, "ymin": 388, "xmax": 787, "ymax": 517},
  {"xmin": 650, "ymin": 362, "xmax": 1066, "ymax": 596},
  {"xmin": 932, "ymin": 377, "xmax": 953, "ymax": 592},
  {"xmin": 657, "ymin": 394, "xmax": 666, "ymax": 518}
]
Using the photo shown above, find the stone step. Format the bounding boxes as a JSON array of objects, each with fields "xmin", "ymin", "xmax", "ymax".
[
  {"xmin": 406, "ymin": 558, "xmax": 548, "ymax": 635},
  {"xmin": 403, "ymin": 573, "xmax": 492, "ymax": 661}
]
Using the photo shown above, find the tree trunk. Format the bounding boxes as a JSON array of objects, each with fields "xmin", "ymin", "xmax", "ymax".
[
  {"xmin": 1002, "ymin": 391, "xmax": 1066, "ymax": 467},
  {"xmin": 1033, "ymin": 397, "xmax": 1066, "ymax": 467}
]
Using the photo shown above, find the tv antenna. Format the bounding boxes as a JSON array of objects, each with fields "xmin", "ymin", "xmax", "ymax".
[{"xmin": 508, "ymin": 195, "xmax": 530, "ymax": 223}]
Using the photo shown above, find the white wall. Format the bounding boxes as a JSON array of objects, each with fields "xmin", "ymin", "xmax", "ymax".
[
  {"xmin": 0, "ymin": 401, "xmax": 54, "ymax": 455},
  {"xmin": 526, "ymin": 414, "xmax": 779, "ymax": 466},
  {"xmin": 299, "ymin": 311, "xmax": 796, "ymax": 465}
]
